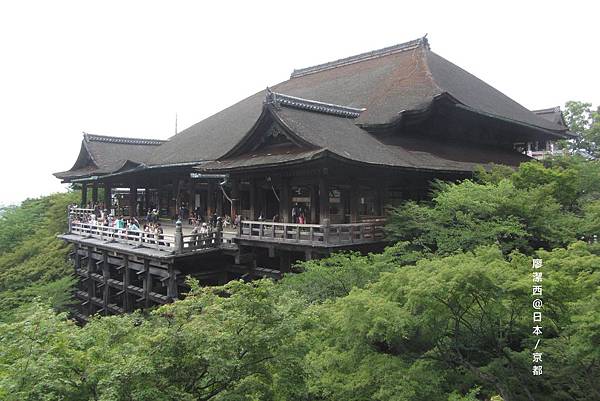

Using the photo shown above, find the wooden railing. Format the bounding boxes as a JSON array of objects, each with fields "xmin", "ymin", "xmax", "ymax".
[
  {"xmin": 70, "ymin": 221, "xmax": 223, "ymax": 254},
  {"xmin": 67, "ymin": 208, "xmax": 387, "ymax": 252},
  {"xmin": 238, "ymin": 218, "xmax": 386, "ymax": 246},
  {"xmin": 68, "ymin": 208, "xmax": 223, "ymax": 254}
]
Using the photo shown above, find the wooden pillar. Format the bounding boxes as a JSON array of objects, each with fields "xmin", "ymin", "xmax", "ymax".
[
  {"xmin": 167, "ymin": 264, "xmax": 178, "ymax": 300},
  {"xmin": 102, "ymin": 251, "xmax": 109, "ymax": 316},
  {"xmin": 216, "ymin": 187, "xmax": 223, "ymax": 216},
  {"xmin": 91, "ymin": 184, "xmax": 98, "ymax": 204},
  {"xmin": 174, "ymin": 179, "xmax": 182, "ymax": 218},
  {"xmin": 122, "ymin": 256, "xmax": 131, "ymax": 313},
  {"xmin": 350, "ymin": 181, "xmax": 360, "ymax": 223},
  {"xmin": 87, "ymin": 247, "xmax": 94, "ymax": 315},
  {"xmin": 189, "ymin": 181, "xmax": 196, "ymax": 213},
  {"xmin": 129, "ymin": 187, "xmax": 137, "ymax": 217},
  {"xmin": 318, "ymin": 176, "xmax": 329, "ymax": 224},
  {"xmin": 206, "ymin": 181, "xmax": 215, "ymax": 217},
  {"xmin": 310, "ymin": 184, "xmax": 318, "ymax": 224},
  {"xmin": 230, "ymin": 178, "xmax": 240, "ymax": 219},
  {"xmin": 74, "ymin": 248, "xmax": 82, "ymax": 274},
  {"xmin": 280, "ymin": 178, "xmax": 290, "ymax": 223},
  {"xmin": 378, "ymin": 186, "xmax": 386, "ymax": 216},
  {"xmin": 81, "ymin": 183, "xmax": 88, "ymax": 206},
  {"xmin": 104, "ymin": 184, "xmax": 112, "ymax": 210},
  {"xmin": 249, "ymin": 179, "xmax": 257, "ymax": 220},
  {"xmin": 144, "ymin": 188, "xmax": 151, "ymax": 215},
  {"xmin": 280, "ymin": 251, "xmax": 291, "ymax": 273},
  {"xmin": 143, "ymin": 259, "xmax": 151, "ymax": 309},
  {"xmin": 257, "ymin": 182, "xmax": 266, "ymax": 219}
]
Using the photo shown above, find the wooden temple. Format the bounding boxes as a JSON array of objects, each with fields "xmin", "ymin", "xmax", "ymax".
[{"xmin": 54, "ymin": 37, "xmax": 572, "ymax": 320}]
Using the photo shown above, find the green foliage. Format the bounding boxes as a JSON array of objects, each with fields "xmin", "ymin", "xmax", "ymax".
[
  {"xmin": 0, "ymin": 280, "xmax": 304, "ymax": 401},
  {"xmin": 388, "ymin": 159, "xmax": 600, "ymax": 255},
  {"xmin": 564, "ymin": 101, "xmax": 600, "ymax": 157},
  {"xmin": 299, "ymin": 243, "xmax": 600, "ymax": 401},
  {"xmin": 2, "ymin": 160, "xmax": 600, "ymax": 400},
  {"xmin": 0, "ymin": 191, "xmax": 78, "ymax": 320},
  {"xmin": 280, "ymin": 242, "xmax": 423, "ymax": 304}
]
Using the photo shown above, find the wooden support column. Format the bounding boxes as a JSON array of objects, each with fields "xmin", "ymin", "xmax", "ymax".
[
  {"xmin": 74, "ymin": 247, "xmax": 82, "ymax": 274},
  {"xmin": 167, "ymin": 264, "xmax": 178, "ymax": 300},
  {"xmin": 81, "ymin": 183, "xmax": 88, "ymax": 206},
  {"xmin": 188, "ymin": 180, "xmax": 196, "ymax": 211},
  {"xmin": 206, "ymin": 180, "xmax": 215, "ymax": 217},
  {"xmin": 216, "ymin": 187, "xmax": 223, "ymax": 216},
  {"xmin": 129, "ymin": 187, "xmax": 138, "ymax": 217},
  {"xmin": 280, "ymin": 177, "xmax": 290, "ymax": 223},
  {"xmin": 280, "ymin": 251, "xmax": 291, "ymax": 273},
  {"xmin": 122, "ymin": 256, "xmax": 131, "ymax": 313},
  {"xmin": 174, "ymin": 179, "xmax": 182, "ymax": 218},
  {"xmin": 143, "ymin": 259, "xmax": 151, "ymax": 309},
  {"xmin": 102, "ymin": 251, "xmax": 109, "ymax": 315},
  {"xmin": 230, "ymin": 178, "xmax": 240, "ymax": 219},
  {"xmin": 318, "ymin": 176, "xmax": 329, "ymax": 224},
  {"xmin": 104, "ymin": 184, "xmax": 112, "ymax": 210},
  {"xmin": 144, "ymin": 188, "xmax": 151, "ymax": 215},
  {"xmin": 378, "ymin": 186, "xmax": 386, "ymax": 216},
  {"xmin": 350, "ymin": 181, "xmax": 360, "ymax": 223},
  {"xmin": 91, "ymin": 184, "xmax": 98, "ymax": 204},
  {"xmin": 249, "ymin": 179, "xmax": 257, "ymax": 220},
  {"xmin": 87, "ymin": 247, "xmax": 94, "ymax": 315},
  {"xmin": 310, "ymin": 184, "xmax": 318, "ymax": 224}
]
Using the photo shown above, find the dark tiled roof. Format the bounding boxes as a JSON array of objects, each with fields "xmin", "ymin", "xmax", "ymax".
[
  {"xmin": 54, "ymin": 133, "xmax": 164, "ymax": 180},
  {"xmin": 145, "ymin": 37, "xmax": 568, "ymax": 167},
  {"xmin": 200, "ymin": 148, "xmax": 325, "ymax": 171},
  {"xmin": 56, "ymin": 37, "xmax": 569, "ymax": 180},
  {"xmin": 203, "ymin": 103, "xmax": 531, "ymax": 173}
]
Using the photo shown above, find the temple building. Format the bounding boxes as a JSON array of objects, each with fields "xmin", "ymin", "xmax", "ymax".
[{"xmin": 54, "ymin": 37, "xmax": 572, "ymax": 320}]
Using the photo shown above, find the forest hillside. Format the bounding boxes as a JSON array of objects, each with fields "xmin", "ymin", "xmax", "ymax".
[{"xmin": 0, "ymin": 157, "xmax": 599, "ymax": 401}]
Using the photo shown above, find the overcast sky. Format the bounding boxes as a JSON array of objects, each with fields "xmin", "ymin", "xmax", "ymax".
[{"xmin": 0, "ymin": 0, "xmax": 598, "ymax": 206}]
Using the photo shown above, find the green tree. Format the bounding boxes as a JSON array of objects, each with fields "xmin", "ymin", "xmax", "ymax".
[{"xmin": 563, "ymin": 100, "xmax": 600, "ymax": 157}]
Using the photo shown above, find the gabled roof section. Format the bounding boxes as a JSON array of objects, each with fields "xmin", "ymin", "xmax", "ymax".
[
  {"xmin": 201, "ymin": 93, "xmax": 531, "ymax": 174},
  {"xmin": 53, "ymin": 133, "xmax": 165, "ymax": 181},
  {"xmin": 532, "ymin": 107, "xmax": 568, "ymax": 128}
]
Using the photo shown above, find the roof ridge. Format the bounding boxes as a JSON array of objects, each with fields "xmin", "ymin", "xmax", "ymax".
[
  {"xmin": 290, "ymin": 36, "xmax": 429, "ymax": 79},
  {"xmin": 83, "ymin": 132, "xmax": 166, "ymax": 146},
  {"xmin": 265, "ymin": 90, "xmax": 365, "ymax": 118},
  {"xmin": 531, "ymin": 106, "xmax": 561, "ymax": 113}
]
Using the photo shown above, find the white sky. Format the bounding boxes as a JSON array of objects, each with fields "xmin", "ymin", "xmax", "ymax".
[{"xmin": 0, "ymin": 0, "xmax": 598, "ymax": 206}]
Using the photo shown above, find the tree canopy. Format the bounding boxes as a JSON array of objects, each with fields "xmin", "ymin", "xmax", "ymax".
[{"xmin": 1, "ymin": 153, "xmax": 599, "ymax": 400}]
